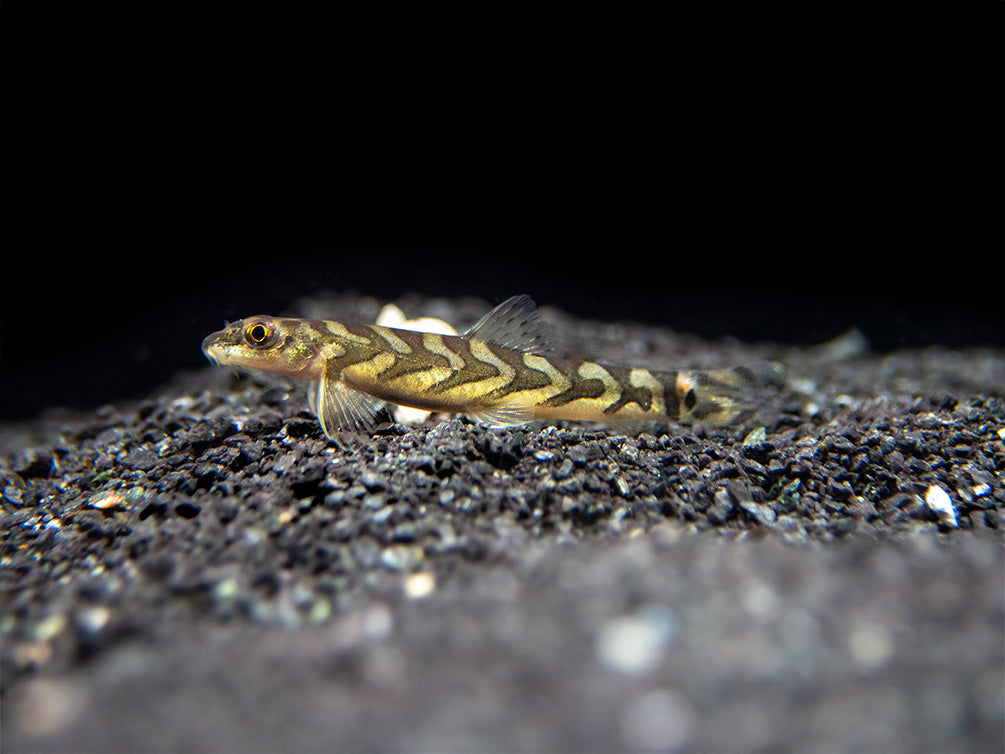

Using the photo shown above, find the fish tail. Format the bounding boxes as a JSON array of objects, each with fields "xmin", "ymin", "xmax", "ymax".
[{"xmin": 684, "ymin": 361, "xmax": 786, "ymax": 425}]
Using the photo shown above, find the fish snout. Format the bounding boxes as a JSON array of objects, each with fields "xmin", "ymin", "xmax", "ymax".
[{"xmin": 202, "ymin": 333, "xmax": 223, "ymax": 364}]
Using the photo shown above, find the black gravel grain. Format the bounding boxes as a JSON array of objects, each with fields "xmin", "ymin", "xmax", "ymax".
[{"xmin": 1, "ymin": 293, "xmax": 1003, "ymax": 752}]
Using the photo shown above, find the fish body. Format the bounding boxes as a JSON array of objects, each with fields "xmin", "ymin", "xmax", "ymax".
[{"xmin": 202, "ymin": 295, "xmax": 783, "ymax": 441}]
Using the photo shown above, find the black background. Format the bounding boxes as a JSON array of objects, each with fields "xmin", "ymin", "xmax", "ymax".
[{"xmin": 2, "ymin": 1, "xmax": 1002, "ymax": 421}]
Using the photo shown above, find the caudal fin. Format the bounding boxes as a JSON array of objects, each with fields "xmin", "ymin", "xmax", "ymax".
[{"xmin": 685, "ymin": 361, "xmax": 786, "ymax": 426}]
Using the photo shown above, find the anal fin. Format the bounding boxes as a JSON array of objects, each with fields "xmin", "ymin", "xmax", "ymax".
[{"xmin": 467, "ymin": 402, "xmax": 535, "ymax": 428}]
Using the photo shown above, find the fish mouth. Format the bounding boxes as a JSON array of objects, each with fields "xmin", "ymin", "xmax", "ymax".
[{"xmin": 201, "ymin": 334, "xmax": 223, "ymax": 365}]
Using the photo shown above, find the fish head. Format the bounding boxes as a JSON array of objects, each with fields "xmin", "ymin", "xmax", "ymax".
[{"xmin": 202, "ymin": 316, "xmax": 322, "ymax": 378}]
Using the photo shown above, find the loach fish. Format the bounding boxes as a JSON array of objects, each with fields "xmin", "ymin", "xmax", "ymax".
[{"xmin": 202, "ymin": 295, "xmax": 784, "ymax": 441}]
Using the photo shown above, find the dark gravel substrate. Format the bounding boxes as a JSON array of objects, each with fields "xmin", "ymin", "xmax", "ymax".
[{"xmin": 2, "ymin": 293, "xmax": 1003, "ymax": 752}]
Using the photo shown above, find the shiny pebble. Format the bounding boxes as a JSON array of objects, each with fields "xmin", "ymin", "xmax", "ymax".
[
  {"xmin": 924, "ymin": 485, "xmax": 958, "ymax": 527},
  {"xmin": 596, "ymin": 607, "xmax": 676, "ymax": 675}
]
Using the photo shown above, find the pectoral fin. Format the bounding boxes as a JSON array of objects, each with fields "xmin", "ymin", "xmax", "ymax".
[{"xmin": 308, "ymin": 363, "xmax": 383, "ymax": 439}]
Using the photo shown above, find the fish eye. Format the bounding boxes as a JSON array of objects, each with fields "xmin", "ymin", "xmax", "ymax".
[{"xmin": 245, "ymin": 322, "xmax": 275, "ymax": 348}]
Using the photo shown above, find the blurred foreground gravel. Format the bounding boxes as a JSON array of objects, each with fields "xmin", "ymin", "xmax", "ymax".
[{"xmin": 2, "ymin": 293, "xmax": 1003, "ymax": 752}]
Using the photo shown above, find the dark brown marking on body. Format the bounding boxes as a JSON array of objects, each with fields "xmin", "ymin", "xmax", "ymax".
[
  {"xmin": 345, "ymin": 324, "xmax": 378, "ymax": 342},
  {"xmin": 684, "ymin": 388, "xmax": 698, "ymax": 411},
  {"xmin": 486, "ymin": 346, "xmax": 553, "ymax": 399},
  {"xmin": 307, "ymin": 320, "xmax": 332, "ymax": 340},
  {"xmin": 600, "ymin": 365, "xmax": 653, "ymax": 415},
  {"xmin": 327, "ymin": 325, "xmax": 382, "ymax": 368},
  {"xmin": 340, "ymin": 344, "xmax": 382, "ymax": 368},
  {"xmin": 376, "ymin": 329, "xmax": 454, "ymax": 383},
  {"xmin": 729, "ymin": 364, "xmax": 758, "ymax": 386},
  {"xmin": 539, "ymin": 360, "xmax": 606, "ymax": 408},
  {"xmin": 689, "ymin": 399, "xmax": 718, "ymax": 421},
  {"xmin": 376, "ymin": 357, "xmax": 435, "ymax": 383},
  {"xmin": 659, "ymin": 371, "xmax": 682, "ymax": 420},
  {"xmin": 392, "ymin": 328, "xmax": 430, "ymax": 354},
  {"xmin": 425, "ymin": 337, "xmax": 501, "ymax": 393}
]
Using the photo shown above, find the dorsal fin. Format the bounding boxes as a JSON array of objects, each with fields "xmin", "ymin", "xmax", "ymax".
[{"xmin": 463, "ymin": 294, "xmax": 557, "ymax": 354}]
